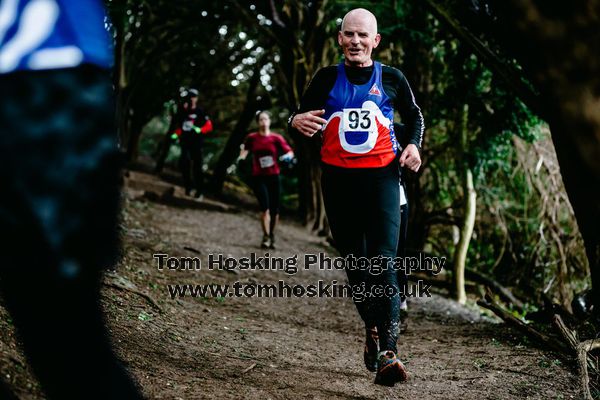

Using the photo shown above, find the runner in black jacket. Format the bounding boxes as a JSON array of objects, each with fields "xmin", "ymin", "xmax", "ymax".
[
  {"xmin": 172, "ymin": 89, "xmax": 214, "ymax": 199},
  {"xmin": 289, "ymin": 8, "xmax": 424, "ymax": 387}
]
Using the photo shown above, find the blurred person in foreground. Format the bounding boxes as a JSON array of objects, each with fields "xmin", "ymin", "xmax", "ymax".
[{"xmin": 0, "ymin": 0, "xmax": 143, "ymax": 398}]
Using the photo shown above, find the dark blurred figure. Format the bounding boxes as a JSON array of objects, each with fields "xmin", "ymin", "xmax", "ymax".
[
  {"xmin": 0, "ymin": 0, "xmax": 143, "ymax": 399},
  {"xmin": 170, "ymin": 89, "xmax": 213, "ymax": 199}
]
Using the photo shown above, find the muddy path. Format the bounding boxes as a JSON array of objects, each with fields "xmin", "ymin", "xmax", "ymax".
[{"xmin": 0, "ymin": 171, "xmax": 580, "ymax": 399}]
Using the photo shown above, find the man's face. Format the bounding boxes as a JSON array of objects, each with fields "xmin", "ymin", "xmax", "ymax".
[
  {"xmin": 190, "ymin": 96, "xmax": 198, "ymax": 108},
  {"xmin": 338, "ymin": 12, "xmax": 381, "ymax": 67}
]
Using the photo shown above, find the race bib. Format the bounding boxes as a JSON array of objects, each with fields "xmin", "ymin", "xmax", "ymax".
[
  {"xmin": 343, "ymin": 108, "xmax": 375, "ymax": 132},
  {"xmin": 258, "ymin": 156, "xmax": 275, "ymax": 168},
  {"xmin": 182, "ymin": 120, "xmax": 194, "ymax": 131},
  {"xmin": 400, "ymin": 184, "xmax": 407, "ymax": 206}
]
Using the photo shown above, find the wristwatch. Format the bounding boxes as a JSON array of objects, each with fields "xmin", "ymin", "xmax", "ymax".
[{"xmin": 287, "ymin": 112, "xmax": 297, "ymax": 128}]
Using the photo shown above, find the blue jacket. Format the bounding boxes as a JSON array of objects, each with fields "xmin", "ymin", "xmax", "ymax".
[{"xmin": 0, "ymin": 0, "xmax": 112, "ymax": 73}]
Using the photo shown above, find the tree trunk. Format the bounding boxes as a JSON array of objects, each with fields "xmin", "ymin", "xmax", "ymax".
[
  {"xmin": 112, "ymin": 4, "xmax": 129, "ymax": 151},
  {"xmin": 211, "ymin": 61, "xmax": 264, "ymax": 194},
  {"xmin": 262, "ymin": 0, "xmax": 329, "ymax": 228},
  {"xmin": 548, "ymin": 118, "xmax": 600, "ymax": 313},
  {"xmin": 454, "ymin": 104, "xmax": 476, "ymax": 305},
  {"xmin": 455, "ymin": 167, "xmax": 476, "ymax": 304},
  {"xmin": 125, "ymin": 112, "xmax": 144, "ymax": 162}
]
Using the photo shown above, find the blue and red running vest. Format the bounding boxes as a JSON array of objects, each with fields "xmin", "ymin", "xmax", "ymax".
[{"xmin": 321, "ymin": 61, "xmax": 398, "ymax": 168}]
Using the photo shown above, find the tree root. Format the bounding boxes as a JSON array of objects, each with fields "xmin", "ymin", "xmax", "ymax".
[
  {"xmin": 103, "ymin": 281, "xmax": 163, "ymax": 314},
  {"xmin": 553, "ymin": 315, "xmax": 598, "ymax": 400},
  {"xmin": 477, "ymin": 289, "xmax": 568, "ymax": 353},
  {"xmin": 478, "ymin": 287, "xmax": 598, "ymax": 400}
]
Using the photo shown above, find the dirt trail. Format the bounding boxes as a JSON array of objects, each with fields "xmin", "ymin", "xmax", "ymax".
[{"xmin": 0, "ymin": 172, "xmax": 580, "ymax": 399}]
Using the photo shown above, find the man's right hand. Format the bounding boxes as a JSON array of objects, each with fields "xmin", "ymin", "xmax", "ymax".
[{"xmin": 291, "ymin": 110, "xmax": 327, "ymax": 137}]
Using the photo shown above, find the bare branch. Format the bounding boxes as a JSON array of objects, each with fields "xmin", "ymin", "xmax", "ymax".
[{"xmin": 269, "ymin": 0, "xmax": 286, "ymax": 28}]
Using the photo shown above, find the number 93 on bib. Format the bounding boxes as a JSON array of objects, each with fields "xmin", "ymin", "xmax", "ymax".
[{"xmin": 343, "ymin": 108, "xmax": 375, "ymax": 133}]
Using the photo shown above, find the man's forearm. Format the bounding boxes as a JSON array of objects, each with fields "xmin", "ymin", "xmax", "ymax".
[
  {"xmin": 407, "ymin": 110, "xmax": 424, "ymax": 148},
  {"xmin": 288, "ymin": 67, "xmax": 335, "ymax": 132}
]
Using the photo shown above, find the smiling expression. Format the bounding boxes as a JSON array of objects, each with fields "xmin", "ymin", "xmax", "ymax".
[{"xmin": 338, "ymin": 9, "xmax": 381, "ymax": 68}]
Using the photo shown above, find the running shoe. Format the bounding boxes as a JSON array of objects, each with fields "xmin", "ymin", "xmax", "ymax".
[
  {"xmin": 374, "ymin": 351, "xmax": 408, "ymax": 386},
  {"xmin": 364, "ymin": 327, "xmax": 379, "ymax": 372},
  {"xmin": 268, "ymin": 234, "xmax": 276, "ymax": 250},
  {"xmin": 261, "ymin": 234, "xmax": 271, "ymax": 249}
]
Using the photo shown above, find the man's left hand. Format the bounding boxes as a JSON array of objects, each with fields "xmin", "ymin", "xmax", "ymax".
[{"xmin": 399, "ymin": 144, "xmax": 421, "ymax": 172}]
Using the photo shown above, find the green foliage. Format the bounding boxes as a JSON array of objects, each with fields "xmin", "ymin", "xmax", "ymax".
[
  {"xmin": 137, "ymin": 311, "xmax": 152, "ymax": 321},
  {"xmin": 382, "ymin": 0, "xmax": 587, "ymax": 305}
]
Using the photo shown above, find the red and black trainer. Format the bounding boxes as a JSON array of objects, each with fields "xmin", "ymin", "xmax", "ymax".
[
  {"xmin": 363, "ymin": 327, "xmax": 379, "ymax": 372},
  {"xmin": 374, "ymin": 351, "xmax": 408, "ymax": 386}
]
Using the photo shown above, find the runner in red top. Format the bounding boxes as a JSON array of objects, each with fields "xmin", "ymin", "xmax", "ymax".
[{"xmin": 239, "ymin": 111, "xmax": 294, "ymax": 249}]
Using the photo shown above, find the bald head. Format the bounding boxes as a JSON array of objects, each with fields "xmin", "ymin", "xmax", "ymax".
[
  {"xmin": 338, "ymin": 8, "xmax": 381, "ymax": 67},
  {"xmin": 341, "ymin": 8, "xmax": 378, "ymax": 35}
]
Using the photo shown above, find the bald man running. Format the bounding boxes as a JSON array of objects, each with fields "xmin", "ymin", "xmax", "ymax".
[{"xmin": 289, "ymin": 8, "xmax": 423, "ymax": 386}]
